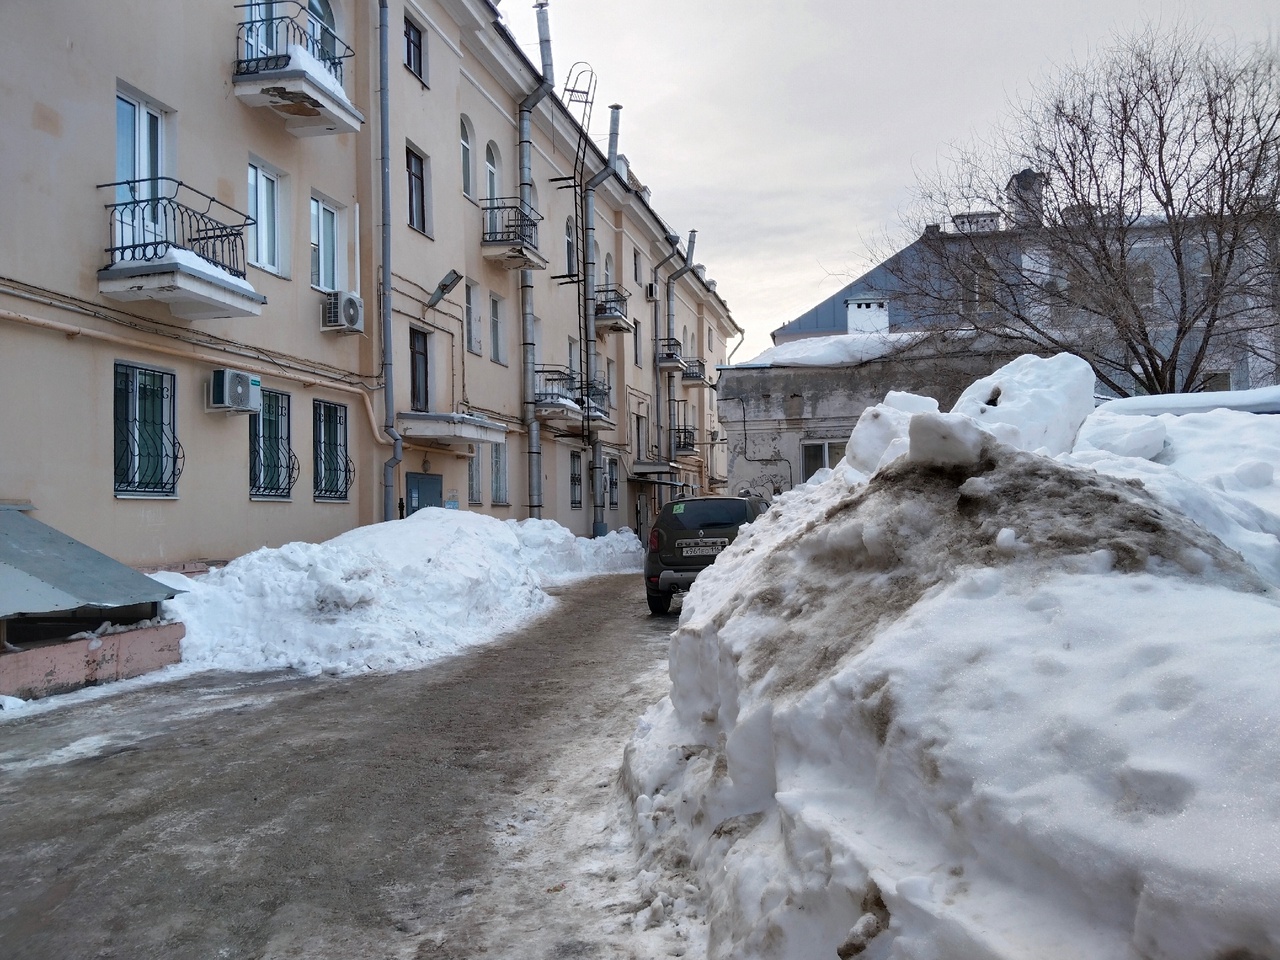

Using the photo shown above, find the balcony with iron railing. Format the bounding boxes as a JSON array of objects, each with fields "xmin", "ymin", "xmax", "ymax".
[
  {"xmin": 533, "ymin": 365, "xmax": 582, "ymax": 424},
  {"xmin": 96, "ymin": 177, "xmax": 266, "ymax": 320},
  {"xmin": 673, "ymin": 426, "xmax": 698, "ymax": 456},
  {"xmin": 232, "ymin": 1, "xmax": 364, "ymax": 136},
  {"xmin": 681, "ymin": 358, "xmax": 711, "ymax": 385},
  {"xmin": 594, "ymin": 285, "xmax": 633, "ymax": 334},
  {"xmin": 656, "ymin": 337, "xmax": 687, "ymax": 371},
  {"xmin": 481, "ymin": 198, "xmax": 546, "ymax": 270}
]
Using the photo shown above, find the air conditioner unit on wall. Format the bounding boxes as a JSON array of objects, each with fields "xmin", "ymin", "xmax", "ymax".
[
  {"xmin": 209, "ymin": 369, "xmax": 262, "ymax": 414},
  {"xmin": 323, "ymin": 290, "xmax": 364, "ymax": 333},
  {"xmin": 644, "ymin": 282, "xmax": 659, "ymax": 302}
]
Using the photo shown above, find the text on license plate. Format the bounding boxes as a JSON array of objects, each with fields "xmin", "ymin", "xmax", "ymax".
[{"xmin": 682, "ymin": 545, "xmax": 723, "ymax": 557}]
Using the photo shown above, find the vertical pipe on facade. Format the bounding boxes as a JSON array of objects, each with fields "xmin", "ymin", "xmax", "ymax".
[
  {"xmin": 666, "ymin": 230, "xmax": 697, "ymax": 464},
  {"xmin": 650, "ymin": 236, "xmax": 681, "ymax": 508},
  {"xmin": 519, "ymin": 2, "xmax": 554, "ymax": 520},
  {"xmin": 583, "ymin": 106, "xmax": 621, "ymax": 537},
  {"xmin": 379, "ymin": 0, "xmax": 402, "ymax": 523}
]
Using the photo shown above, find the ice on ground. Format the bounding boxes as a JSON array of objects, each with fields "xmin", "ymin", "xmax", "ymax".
[{"xmin": 626, "ymin": 352, "xmax": 1280, "ymax": 959}]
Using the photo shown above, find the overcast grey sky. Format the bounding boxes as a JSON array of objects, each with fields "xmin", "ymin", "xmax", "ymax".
[{"xmin": 500, "ymin": 0, "xmax": 1277, "ymax": 360}]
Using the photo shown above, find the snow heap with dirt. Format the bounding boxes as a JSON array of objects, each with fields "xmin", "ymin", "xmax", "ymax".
[
  {"xmin": 129, "ymin": 512, "xmax": 636, "ymax": 681},
  {"xmin": 625, "ymin": 354, "xmax": 1280, "ymax": 960}
]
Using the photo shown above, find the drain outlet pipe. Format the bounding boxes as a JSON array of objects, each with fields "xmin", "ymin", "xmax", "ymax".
[
  {"xmin": 520, "ymin": 1, "xmax": 554, "ymax": 519},
  {"xmin": 583, "ymin": 105, "xmax": 621, "ymax": 537},
  {"xmin": 379, "ymin": 0, "xmax": 402, "ymax": 523},
  {"xmin": 665, "ymin": 229, "xmax": 697, "ymax": 464}
]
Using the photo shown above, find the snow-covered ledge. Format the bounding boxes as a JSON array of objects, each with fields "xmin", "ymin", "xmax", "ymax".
[
  {"xmin": 98, "ymin": 249, "xmax": 266, "ymax": 320},
  {"xmin": 233, "ymin": 44, "xmax": 364, "ymax": 137}
]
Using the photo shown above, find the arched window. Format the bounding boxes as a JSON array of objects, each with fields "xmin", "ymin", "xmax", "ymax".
[
  {"xmin": 565, "ymin": 219, "xmax": 576, "ymax": 275},
  {"xmin": 603, "ymin": 252, "xmax": 614, "ymax": 290},
  {"xmin": 484, "ymin": 143, "xmax": 500, "ymax": 234},
  {"xmin": 592, "ymin": 241, "xmax": 601, "ymax": 285},
  {"xmin": 459, "ymin": 118, "xmax": 473, "ymax": 197},
  {"xmin": 307, "ymin": 0, "xmax": 337, "ymax": 60},
  {"xmin": 682, "ymin": 324, "xmax": 690, "ymax": 357}
]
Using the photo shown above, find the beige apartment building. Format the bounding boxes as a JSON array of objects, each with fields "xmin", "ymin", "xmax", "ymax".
[{"xmin": 0, "ymin": 0, "xmax": 739, "ymax": 569}]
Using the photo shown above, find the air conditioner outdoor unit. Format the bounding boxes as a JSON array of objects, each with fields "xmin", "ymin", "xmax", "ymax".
[
  {"xmin": 644, "ymin": 282, "xmax": 659, "ymax": 302},
  {"xmin": 323, "ymin": 290, "xmax": 365, "ymax": 333},
  {"xmin": 209, "ymin": 368, "xmax": 262, "ymax": 414}
]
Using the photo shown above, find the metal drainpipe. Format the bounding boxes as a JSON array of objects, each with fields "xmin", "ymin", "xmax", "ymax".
[
  {"xmin": 519, "ymin": 1, "xmax": 554, "ymax": 520},
  {"xmin": 378, "ymin": 0, "xmax": 402, "ymax": 523},
  {"xmin": 584, "ymin": 105, "xmax": 621, "ymax": 537},
  {"xmin": 650, "ymin": 236, "xmax": 681, "ymax": 508},
  {"xmin": 666, "ymin": 230, "xmax": 697, "ymax": 466}
]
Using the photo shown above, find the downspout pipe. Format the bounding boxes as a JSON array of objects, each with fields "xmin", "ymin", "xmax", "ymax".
[
  {"xmin": 379, "ymin": 0, "xmax": 402, "ymax": 523},
  {"xmin": 665, "ymin": 229, "xmax": 697, "ymax": 464},
  {"xmin": 583, "ymin": 105, "xmax": 621, "ymax": 537},
  {"xmin": 519, "ymin": 1, "xmax": 554, "ymax": 520},
  {"xmin": 650, "ymin": 235, "xmax": 681, "ymax": 508}
]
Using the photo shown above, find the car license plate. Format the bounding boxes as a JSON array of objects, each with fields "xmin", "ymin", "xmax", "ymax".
[{"xmin": 682, "ymin": 543, "xmax": 725, "ymax": 557}]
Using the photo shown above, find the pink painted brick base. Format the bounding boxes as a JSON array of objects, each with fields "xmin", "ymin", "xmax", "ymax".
[{"xmin": 0, "ymin": 621, "xmax": 185, "ymax": 700}]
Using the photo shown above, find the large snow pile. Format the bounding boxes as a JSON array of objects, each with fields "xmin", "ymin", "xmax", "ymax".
[
  {"xmin": 625, "ymin": 354, "xmax": 1280, "ymax": 959},
  {"xmin": 148, "ymin": 510, "xmax": 642, "ymax": 677}
]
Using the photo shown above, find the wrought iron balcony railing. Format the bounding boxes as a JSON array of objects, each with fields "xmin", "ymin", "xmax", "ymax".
[
  {"xmin": 234, "ymin": 1, "xmax": 354, "ymax": 86},
  {"xmin": 534, "ymin": 366, "xmax": 578, "ymax": 404},
  {"xmin": 98, "ymin": 177, "xmax": 253, "ymax": 279},
  {"xmin": 673, "ymin": 426, "xmax": 698, "ymax": 453},
  {"xmin": 595, "ymin": 285, "xmax": 629, "ymax": 318},
  {"xmin": 657, "ymin": 338, "xmax": 685, "ymax": 366},
  {"xmin": 575, "ymin": 376, "xmax": 610, "ymax": 407},
  {"xmin": 481, "ymin": 197, "xmax": 541, "ymax": 248},
  {"xmin": 682, "ymin": 358, "xmax": 708, "ymax": 381}
]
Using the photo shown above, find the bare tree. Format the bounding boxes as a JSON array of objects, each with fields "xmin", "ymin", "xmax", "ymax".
[{"xmin": 890, "ymin": 26, "xmax": 1280, "ymax": 396}]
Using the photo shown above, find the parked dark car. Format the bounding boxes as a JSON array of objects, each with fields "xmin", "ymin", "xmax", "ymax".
[{"xmin": 643, "ymin": 494, "xmax": 770, "ymax": 614}]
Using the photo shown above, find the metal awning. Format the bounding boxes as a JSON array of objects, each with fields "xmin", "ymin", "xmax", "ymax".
[
  {"xmin": 0, "ymin": 508, "xmax": 181, "ymax": 619},
  {"xmin": 395, "ymin": 411, "xmax": 508, "ymax": 446}
]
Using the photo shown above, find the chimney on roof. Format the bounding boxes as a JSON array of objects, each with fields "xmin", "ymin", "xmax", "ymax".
[{"xmin": 1006, "ymin": 168, "xmax": 1045, "ymax": 228}]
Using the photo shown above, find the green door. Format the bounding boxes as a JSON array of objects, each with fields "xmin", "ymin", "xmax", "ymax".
[{"xmin": 405, "ymin": 472, "xmax": 443, "ymax": 515}]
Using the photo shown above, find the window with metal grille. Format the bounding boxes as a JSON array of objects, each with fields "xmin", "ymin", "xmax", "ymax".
[
  {"xmin": 491, "ymin": 441, "xmax": 509, "ymax": 504},
  {"xmin": 114, "ymin": 362, "xmax": 182, "ymax": 496},
  {"xmin": 570, "ymin": 452, "xmax": 582, "ymax": 508},
  {"xmin": 608, "ymin": 458, "xmax": 618, "ymax": 508},
  {"xmin": 468, "ymin": 447, "xmax": 483, "ymax": 504},
  {"xmin": 313, "ymin": 399, "xmax": 353, "ymax": 500},
  {"xmin": 410, "ymin": 327, "xmax": 429, "ymax": 412},
  {"xmin": 250, "ymin": 390, "xmax": 298, "ymax": 498}
]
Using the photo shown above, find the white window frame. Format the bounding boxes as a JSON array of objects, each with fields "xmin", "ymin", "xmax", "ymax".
[
  {"xmin": 489, "ymin": 294, "xmax": 504, "ymax": 364},
  {"xmin": 310, "ymin": 195, "xmax": 340, "ymax": 291},
  {"xmin": 114, "ymin": 89, "xmax": 167, "ymax": 254},
  {"xmin": 460, "ymin": 117, "xmax": 474, "ymax": 198},
  {"xmin": 247, "ymin": 160, "xmax": 284, "ymax": 273}
]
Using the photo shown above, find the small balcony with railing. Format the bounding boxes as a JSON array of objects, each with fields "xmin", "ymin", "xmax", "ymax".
[
  {"xmin": 656, "ymin": 337, "xmax": 687, "ymax": 372},
  {"xmin": 96, "ymin": 177, "xmax": 266, "ymax": 320},
  {"xmin": 533, "ymin": 366, "xmax": 582, "ymax": 425},
  {"xmin": 673, "ymin": 426, "xmax": 698, "ymax": 457},
  {"xmin": 232, "ymin": 1, "xmax": 364, "ymax": 136},
  {"xmin": 481, "ymin": 198, "xmax": 546, "ymax": 270},
  {"xmin": 681, "ymin": 358, "xmax": 712, "ymax": 386},
  {"xmin": 577, "ymin": 376, "xmax": 615, "ymax": 431},
  {"xmin": 593, "ymin": 286, "xmax": 633, "ymax": 334}
]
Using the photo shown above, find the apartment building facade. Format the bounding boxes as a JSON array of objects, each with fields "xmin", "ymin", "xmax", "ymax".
[{"xmin": 0, "ymin": 0, "xmax": 738, "ymax": 569}]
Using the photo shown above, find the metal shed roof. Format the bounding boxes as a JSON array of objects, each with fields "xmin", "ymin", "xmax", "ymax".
[{"xmin": 0, "ymin": 508, "xmax": 181, "ymax": 619}]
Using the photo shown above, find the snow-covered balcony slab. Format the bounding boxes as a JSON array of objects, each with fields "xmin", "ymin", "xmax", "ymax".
[
  {"xmin": 657, "ymin": 338, "xmax": 687, "ymax": 372},
  {"xmin": 681, "ymin": 358, "xmax": 712, "ymax": 386},
  {"xmin": 594, "ymin": 287, "xmax": 634, "ymax": 334},
  {"xmin": 233, "ymin": 8, "xmax": 363, "ymax": 137},
  {"xmin": 534, "ymin": 366, "xmax": 583, "ymax": 425},
  {"xmin": 395, "ymin": 411, "xmax": 508, "ymax": 447},
  {"xmin": 96, "ymin": 178, "xmax": 265, "ymax": 320}
]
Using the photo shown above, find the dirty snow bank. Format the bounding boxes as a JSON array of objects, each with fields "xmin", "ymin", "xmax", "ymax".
[{"xmin": 625, "ymin": 354, "xmax": 1280, "ymax": 959}]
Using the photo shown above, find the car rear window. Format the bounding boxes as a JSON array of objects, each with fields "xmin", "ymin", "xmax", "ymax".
[{"xmin": 662, "ymin": 499, "xmax": 752, "ymax": 530}]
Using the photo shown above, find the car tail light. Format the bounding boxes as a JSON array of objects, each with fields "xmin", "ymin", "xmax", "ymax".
[{"xmin": 648, "ymin": 528, "xmax": 659, "ymax": 552}]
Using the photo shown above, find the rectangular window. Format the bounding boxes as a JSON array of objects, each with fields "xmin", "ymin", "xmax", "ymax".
[
  {"xmin": 570, "ymin": 452, "xmax": 583, "ymax": 508},
  {"xmin": 250, "ymin": 390, "xmax": 295, "ymax": 498},
  {"xmin": 407, "ymin": 147, "xmax": 427, "ymax": 233},
  {"xmin": 403, "ymin": 18, "xmax": 424, "ymax": 80},
  {"xmin": 114, "ymin": 92, "xmax": 165, "ymax": 256},
  {"xmin": 633, "ymin": 247, "xmax": 642, "ymax": 284},
  {"xmin": 114, "ymin": 362, "xmax": 180, "ymax": 496},
  {"xmin": 313, "ymin": 400, "xmax": 352, "ymax": 500},
  {"xmin": 568, "ymin": 338, "xmax": 579, "ymax": 378},
  {"xmin": 633, "ymin": 318, "xmax": 642, "ymax": 367},
  {"xmin": 468, "ymin": 448, "xmax": 483, "ymax": 504},
  {"xmin": 247, "ymin": 162, "xmax": 279, "ymax": 271},
  {"xmin": 310, "ymin": 196, "xmax": 338, "ymax": 290},
  {"xmin": 801, "ymin": 440, "xmax": 847, "ymax": 481},
  {"xmin": 491, "ymin": 442, "xmax": 509, "ymax": 504},
  {"xmin": 489, "ymin": 295, "xmax": 503, "ymax": 363},
  {"xmin": 608, "ymin": 458, "xmax": 619, "ymax": 508},
  {"xmin": 635, "ymin": 414, "xmax": 648, "ymax": 458},
  {"xmin": 464, "ymin": 282, "xmax": 481, "ymax": 354},
  {"xmin": 410, "ymin": 327, "xmax": 429, "ymax": 412},
  {"xmin": 606, "ymin": 358, "xmax": 616, "ymax": 408}
]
